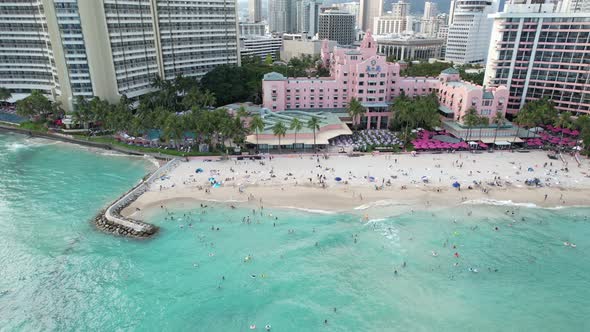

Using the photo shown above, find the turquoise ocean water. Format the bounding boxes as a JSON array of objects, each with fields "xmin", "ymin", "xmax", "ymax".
[{"xmin": 1, "ymin": 132, "xmax": 589, "ymax": 331}]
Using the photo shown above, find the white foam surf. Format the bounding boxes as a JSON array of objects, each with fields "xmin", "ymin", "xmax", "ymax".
[
  {"xmin": 278, "ymin": 206, "xmax": 336, "ymax": 215},
  {"xmin": 354, "ymin": 199, "xmax": 402, "ymax": 210},
  {"xmin": 462, "ymin": 199, "xmax": 539, "ymax": 208}
]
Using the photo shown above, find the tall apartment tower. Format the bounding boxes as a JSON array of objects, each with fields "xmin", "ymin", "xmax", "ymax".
[
  {"xmin": 374, "ymin": 1, "xmax": 409, "ymax": 35},
  {"xmin": 319, "ymin": 10, "xmax": 356, "ymax": 45},
  {"xmin": 560, "ymin": 0, "xmax": 590, "ymax": 12},
  {"xmin": 0, "ymin": 0, "xmax": 239, "ymax": 111},
  {"xmin": 391, "ymin": 0, "xmax": 410, "ymax": 18},
  {"xmin": 445, "ymin": 0, "xmax": 499, "ymax": 65},
  {"xmin": 485, "ymin": 0, "xmax": 590, "ymax": 115},
  {"xmin": 296, "ymin": 0, "xmax": 321, "ymax": 35},
  {"xmin": 249, "ymin": 0, "xmax": 262, "ymax": 22},
  {"xmin": 336, "ymin": 2, "xmax": 361, "ymax": 29},
  {"xmin": 421, "ymin": 2, "xmax": 439, "ymax": 36},
  {"xmin": 423, "ymin": 2, "xmax": 438, "ymax": 19},
  {"xmin": 359, "ymin": 0, "xmax": 384, "ymax": 32},
  {"xmin": 269, "ymin": 0, "xmax": 290, "ymax": 33}
]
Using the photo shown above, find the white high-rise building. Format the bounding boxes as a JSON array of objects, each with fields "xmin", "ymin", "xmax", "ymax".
[
  {"xmin": 421, "ymin": 2, "xmax": 439, "ymax": 36},
  {"xmin": 485, "ymin": 0, "xmax": 590, "ymax": 115},
  {"xmin": 423, "ymin": 2, "xmax": 438, "ymax": 19},
  {"xmin": 0, "ymin": 0, "xmax": 239, "ymax": 111},
  {"xmin": 373, "ymin": 1, "xmax": 409, "ymax": 35},
  {"xmin": 296, "ymin": 0, "xmax": 321, "ymax": 35},
  {"xmin": 445, "ymin": 0, "xmax": 499, "ymax": 65},
  {"xmin": 374, "ymin": 16, "xmax": 408, "ymax": 35},
  {"xmin": 391, "ymin": 0, "xmax": 410, "ymax": 18},
  {"xmin": 269, "ymin": 0, "xmax": 291, "ymax": 33},
  {"xmin": 559, "ymin": 0, "xmax": 590, "ymax": 12},
  {"xmin": 249, "ymin": 0, "xmax": 262, "ymax": 23},
  {"xmin": 359, "ymin": 0, "xmax": 384, "ymax": 32},
  {"xmin": 336, "ymin": 2, "xmax": 361, "ymax": 28}
]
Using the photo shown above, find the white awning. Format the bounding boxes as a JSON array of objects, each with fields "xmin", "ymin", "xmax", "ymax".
[
  {"xmin": 495, "ymin": 141, "xmax": 511, "ymax": 146},
  {"xmin": 481, "ymin": 137, "xmax": 523, "ymax": 144}
]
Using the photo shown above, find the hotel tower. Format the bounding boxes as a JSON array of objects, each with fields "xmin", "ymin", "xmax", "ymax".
[{"xmin": 0, "ymin": 0, "xmax": 240, "ymax": 111}]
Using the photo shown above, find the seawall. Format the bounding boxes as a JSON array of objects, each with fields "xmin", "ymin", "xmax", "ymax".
[{"xmin": 94, "ymin": 158, "xmax": 181, "ymax": 238}]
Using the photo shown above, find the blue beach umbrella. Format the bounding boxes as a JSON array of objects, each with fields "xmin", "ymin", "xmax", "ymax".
[
  {"xmin": 452, "ymin": 181, "xmax": 461, "ymax": 188},
  {"xmin": 196, "ymin": 168, "xmax": 204, "ymax": 173},
  {"xmin": 335, "ymin": 177, "xmax": 342, "ymax": 182}
]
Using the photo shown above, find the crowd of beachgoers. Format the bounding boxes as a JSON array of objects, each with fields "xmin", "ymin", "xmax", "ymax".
[{"xmin": 123, "ymin": 149, "xmax": 590, "ymax": 219}]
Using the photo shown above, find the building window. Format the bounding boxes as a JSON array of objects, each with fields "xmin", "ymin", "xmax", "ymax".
[
  {"xmin": 358, "ymin": 90, "xmax": 364, "ymax": 94},
  {"xmin": 359, "ymin": 73, "xmax": 365, "ymax": 78}
]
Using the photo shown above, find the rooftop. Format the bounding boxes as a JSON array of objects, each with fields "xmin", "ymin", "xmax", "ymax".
[
  {"xmin": 263, "ymin": 72, "xmax": 287, "ymax": 81},
  {"xmin": 441, "ymin": 67, "xmax": 460, "ymax": 75},
  {"xmin": 245, "ymin": 111, "xmax": 352, "ymax": 145},
  {"xmin": 446, "ymin": 81, "xmax": 479, "ymax": 92},
  {"xmin": 483, "ymin": 91, "xmax": 494, "ymax": 99}
]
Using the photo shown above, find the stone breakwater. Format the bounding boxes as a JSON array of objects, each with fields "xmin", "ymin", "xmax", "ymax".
[{"xmin": 94, "ymin": 158, "xmax": 181, "ymax": 238}]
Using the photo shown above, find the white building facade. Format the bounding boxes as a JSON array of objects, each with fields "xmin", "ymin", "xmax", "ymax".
[
  {"xmin": 359, "ymin": 0, "xmax": 384, "ymax": 32},
  {"xmin": 0, "ymin": 0, "xmax": 239, "ymax": 111},
  {"xmin": 484, "ymin": 0, "xmax": 590, "ymax": 115},
  {"xmin": 445, "ymin": 0, "xmax": 499, "ymax": 65}
]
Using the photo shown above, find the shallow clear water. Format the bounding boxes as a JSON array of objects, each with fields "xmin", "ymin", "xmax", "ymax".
[{"xmin": 1, "ymin": 132, "xmax": 589, "ymax": 331}]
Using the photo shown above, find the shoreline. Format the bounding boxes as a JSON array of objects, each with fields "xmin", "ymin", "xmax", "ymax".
[
  {"xmin": 121, "ymin": 150, "xmax": 590, "ymax": 222},
  {"xmin": 123, "ymin": 184, "xmax": 590, "ymax": 220}
]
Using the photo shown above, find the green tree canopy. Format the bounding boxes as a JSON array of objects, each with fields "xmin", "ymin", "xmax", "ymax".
[
  {"xmin": 272, "ymin": 121, "xmax": 287, "ymax": 153},
  {"xmin": 16, "ymin": 90, "xmax": 56, "ymax": 121},
  {"xmin": 0, "ymin": 87, "xmax": 11, "ymax": 102},
  {"xmin": 347, "ymin": 97, "xmax": 366, "ymax": 130}
]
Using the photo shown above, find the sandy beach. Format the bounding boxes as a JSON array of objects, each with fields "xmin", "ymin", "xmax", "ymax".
[{"xmin": 123, "ymin": 150, "xmax": 590, "ymax": 218}]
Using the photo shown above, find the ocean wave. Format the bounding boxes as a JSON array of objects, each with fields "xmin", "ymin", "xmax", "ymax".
[
  {"xmin": 278, "ymin": 206, "xmax": 336, "ymax": 215},
  {"xmin": 462, "ymin": 199, "xmax": 539, "ymax": 208},
  {"xmin": 463, "ymin": 199, "xmax": 590, "ymax": 210},
  {"xmin": 354, "ymin": 199, "xmax": 402, "ymax": 210},
  {"xmin": 3, "ymin": 139, "xmax": 58, "ymax": 151},
  {"xmin": 364, "ymin": 218, "xmax": 387, "ymax": 224}
]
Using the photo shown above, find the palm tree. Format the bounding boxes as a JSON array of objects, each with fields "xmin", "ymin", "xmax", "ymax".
[
  {"xmin": 478, "ymin": 115, "xmax": 489, "ymax": 142},
  {"xmin": 72, "ymin": 96, "xmax": 92, "ymax": 129},
  {"xmin": 554, "ymin": 111, "xmax": 573, "ymax": 139},
  {"xmin": 200, "ymin": 89, "xmax": 216, "ymax": 108},
  {"xmin": 307, "ymin": 116, "xmax": 321, "ymax": 152},
  {"xmin": 462, "ymin": 107, "xmax": 479, "ymax": 144},
  {"xmin": 272, "ymin": 121, "xmax": 287, "ymax": 154},
  {"xmin": 249, "ymin": 115, "xmax": 265, "ymax": 152},
  {"xmin": 492, "ymin": 111, "xmax": 506, "ymax": 146},
  {"xmin": 289, "ymin": 117, "xmax": 303, "ymax": 148},
  {"xmin": 347, "ymin": 97, "xmax": 365, "ymax": 130},
  {"xmin": 0, "ymin": 87, "xmax": 11, "ymax": 103}
]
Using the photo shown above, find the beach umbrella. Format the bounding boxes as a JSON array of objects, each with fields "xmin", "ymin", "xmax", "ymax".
[
  {"xmin": 452, "ymin": 181, "xmax": 461, "ymax": 188},
  {"xmin": 368, "ymin": 176, "xmax": 376, "ymax": 182},
  {"xmin": 335, "ymin": 177, "xmax": 342, "ymax": 182},
  {"xmin": 196, "ymin": 168, "xmax": 204, "ymax": 173}
]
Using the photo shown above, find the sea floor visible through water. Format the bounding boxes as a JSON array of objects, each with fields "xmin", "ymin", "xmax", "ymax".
[{"xmin": 1, "ymin": 132, "xmax": 589, "ymax": 331}]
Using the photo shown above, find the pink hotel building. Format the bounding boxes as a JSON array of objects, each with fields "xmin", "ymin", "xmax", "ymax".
[{"xmin": 263, "ymin": 32, "xmax": 509, "ymax": 130}]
